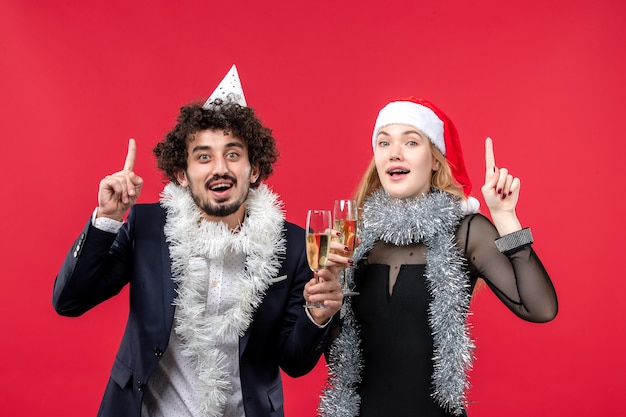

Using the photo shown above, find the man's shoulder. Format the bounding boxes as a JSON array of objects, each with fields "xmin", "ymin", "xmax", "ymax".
[
  {"xmin": 282, "ymin": 220, "xmax": 305, "ymax": 234},
  {"xmin": 282, "ymin": 221, "xmax": 306, "ymax": 246},
  {"xmin": 129, "ymin": 202, "xmax": 167, "ymax": 226},
  {"xmin": 132, "ymin": 202, "xmax": 165, "ymax": 213}
]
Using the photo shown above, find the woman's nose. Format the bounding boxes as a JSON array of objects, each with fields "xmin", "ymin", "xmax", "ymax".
[{"xmin": 389, "ymin": 144, "xmax": 402, "ymax": 160}]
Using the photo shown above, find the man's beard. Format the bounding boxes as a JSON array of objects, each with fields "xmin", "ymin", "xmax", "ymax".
[
  {"xmin": 188, "ymin": 174, "xmax": 249, "ymax": 218},
  {"xmin": 195, "ymin": 195, "xmax": 247, "ymax": 218}
]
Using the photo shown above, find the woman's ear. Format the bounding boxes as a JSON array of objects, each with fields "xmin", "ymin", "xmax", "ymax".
[{"xmin": 175, "ymin": 170, "xmax": 188, "ymax": 187}]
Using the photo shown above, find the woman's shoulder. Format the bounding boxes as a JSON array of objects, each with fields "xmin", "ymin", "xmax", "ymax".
[
  {"xmin": 456, "ymin": 212, "xmax": 499, "ymax": 245},
  {"xmin": 459, "ymin": 212, "xmax": 492, "ymax": 227}
]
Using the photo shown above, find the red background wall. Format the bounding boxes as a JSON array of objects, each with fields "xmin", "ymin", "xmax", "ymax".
[{"xmin": 1, "ymin": 1, "xmax": 625, "ymax": 416}]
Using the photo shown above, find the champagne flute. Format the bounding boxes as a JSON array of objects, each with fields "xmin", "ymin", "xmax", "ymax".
[
  {"xmin": 305, "ymin": 209, "xmax": 332, "ymax": 309},
  {"xmin": 333, "ymin": 199, "xmax": 359, "ymax": 296}
]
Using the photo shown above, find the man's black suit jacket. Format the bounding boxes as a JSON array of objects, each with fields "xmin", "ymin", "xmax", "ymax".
[{"xmin": 53, "ymin": 203, "xmax": 331, "ymax": 417}]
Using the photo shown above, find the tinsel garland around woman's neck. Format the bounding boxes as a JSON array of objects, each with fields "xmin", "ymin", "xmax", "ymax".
[
  {"xmin": 319, "ymin": 188, "xmax": 475, "ymax": 417},
  {"xmin": 358, "ymin": 188, "xmax": 466, "ymax": 247}
]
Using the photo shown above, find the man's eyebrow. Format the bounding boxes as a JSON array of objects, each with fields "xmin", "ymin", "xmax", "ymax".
[
  {"xmin": 191, "ymin": 145, "xmax": 211, "ymax": 153},
  {"xmin": 191, "ymin": 142, "xmax": 245, "ymax": 153},
  {"xmin": 224, "ymin": 141, "xmax": 245, "ymax": 149}
]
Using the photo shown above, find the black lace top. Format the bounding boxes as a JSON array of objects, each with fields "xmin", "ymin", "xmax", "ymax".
[{"xmin": 351, "ymin": 213, "xmax": 557, "ymax": 417}]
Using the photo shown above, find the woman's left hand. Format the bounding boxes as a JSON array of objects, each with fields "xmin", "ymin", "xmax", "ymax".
[
  {"xmin": 481, "ymin": 137, "xmax": 520, "ymax": 213},
  {"xmin": 481, "ymin": 137, "xmax": 523, "ymax": 235}
]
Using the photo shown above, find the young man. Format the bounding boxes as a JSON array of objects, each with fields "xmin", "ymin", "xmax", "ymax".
[{"xmin": 53, "ymin": 65, "xmax": 345, "ymax": 417}]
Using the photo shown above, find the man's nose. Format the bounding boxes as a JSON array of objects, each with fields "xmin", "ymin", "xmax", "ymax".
[{"xmin": 212, "ymin": 155, "xmax": 229, "ymax": 175}]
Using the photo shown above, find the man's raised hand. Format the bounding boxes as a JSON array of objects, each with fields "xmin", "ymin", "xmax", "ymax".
[{"xmin": 97, "ymin": 139, "xmax": 144, "ymax": 221}]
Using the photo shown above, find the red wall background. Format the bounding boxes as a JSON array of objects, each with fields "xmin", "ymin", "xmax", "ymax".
[{"xmin": 1, "ymin": 1, "xmax": 625, "ymax": 416}]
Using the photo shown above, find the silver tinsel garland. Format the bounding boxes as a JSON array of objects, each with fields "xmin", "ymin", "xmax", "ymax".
[
  {"xmin": 319, "ymin": 189, "xmax": 475, "ymax": 416},
  {"xmin": 161, "ymin": 183, "xmax": 285, "ymax": 416}
]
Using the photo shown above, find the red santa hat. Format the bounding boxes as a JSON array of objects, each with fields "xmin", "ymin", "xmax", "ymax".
[{"xmin": 372, "ymin": 97, "xmax": 473, "ymax": 197}]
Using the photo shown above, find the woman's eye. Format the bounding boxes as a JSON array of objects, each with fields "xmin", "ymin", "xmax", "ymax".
[
  {"xmin": 378, "ymin": 141, "xmax": 389, "ymax": 147},
  {"xmin": 407, "ymin": 140, "xmax": 418, "ymax": 146}
]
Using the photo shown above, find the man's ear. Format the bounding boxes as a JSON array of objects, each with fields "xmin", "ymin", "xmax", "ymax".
[
  {"xmin": 175, "ymin": 170, "xmax": 188, "ymax": 187},
  {"xmin": 250, "ymin": 165, "xmax": 260, "ymax": 184}
]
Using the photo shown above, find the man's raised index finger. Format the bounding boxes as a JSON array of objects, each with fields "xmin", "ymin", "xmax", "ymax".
[{"xmin": 124, "ymin": 138, "xmax": 136, "ymax": 171}]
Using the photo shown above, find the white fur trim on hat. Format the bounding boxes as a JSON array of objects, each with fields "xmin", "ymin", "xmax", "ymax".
[
  {"xmin": 372, "ymin": 101, "xmax": 445, "ymax": 154},
  {"xmin": 203, "ymin": 64, "xmax": 247, "ymax": 108}
]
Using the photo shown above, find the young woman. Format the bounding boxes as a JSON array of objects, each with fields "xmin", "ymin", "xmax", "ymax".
[{"xmin": 318, "ymin": 97, "xmax": 558, "ymax": 417}]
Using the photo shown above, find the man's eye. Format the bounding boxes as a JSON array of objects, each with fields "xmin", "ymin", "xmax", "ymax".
[
  {"xmin": 227, "ymin": 152, "xmax": 239, "ymax": 159},
  {"xmin": 199, "ymin": 154, "xmax": 210, "ymax": 161}
]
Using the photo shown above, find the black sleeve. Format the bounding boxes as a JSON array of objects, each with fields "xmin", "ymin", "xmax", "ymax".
[
  {"xmin": 52, "ymin": 213, "xmax": 134, "ymax": 317},
  {"xmin": 457, "ymin": 214, "xmax": 558, "ymax": 323},
  {"xmin": 276, "ymin": 222, "xmax": 335, "ymax": 377}
]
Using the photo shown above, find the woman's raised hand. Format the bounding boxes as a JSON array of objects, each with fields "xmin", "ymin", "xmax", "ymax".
[
  {"xmin": 97, "ymin": 138, "xmax": 144, "ymax": 221},
  {"xmin": 481, "ymin": 137, "xmax": 523, "ymax": 235},
  {"xmin": 481, "ymin": 137, "xmax": 520, "ymax": 214}
]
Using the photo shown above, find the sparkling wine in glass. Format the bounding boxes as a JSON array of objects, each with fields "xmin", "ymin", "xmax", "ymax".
[
  {"xmin": 305, "ymin": 209, "xmax": 332, "ymax": 309},
  {"xmin": 333, "ymin": 199, "xmax": 359, "ymax": 296}
]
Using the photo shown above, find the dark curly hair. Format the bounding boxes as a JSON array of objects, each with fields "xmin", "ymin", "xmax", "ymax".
[{"xmin": 153, "ymin": 100, "xmax": 279, "ymax": 187}]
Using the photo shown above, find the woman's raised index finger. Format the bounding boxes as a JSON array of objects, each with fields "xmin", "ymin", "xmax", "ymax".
[
  {"xmin": 485, "ymin": 137, "xmax": 496, "ymax": 172},
  {"xmin": 123, "ymin": 138, "xmax": 137, "ymax": 171}
]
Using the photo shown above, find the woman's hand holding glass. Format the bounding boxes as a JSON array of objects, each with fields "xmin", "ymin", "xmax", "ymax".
[{"xmin": 331, "ymin": 199, "xmax": 359, "ymax": 296}]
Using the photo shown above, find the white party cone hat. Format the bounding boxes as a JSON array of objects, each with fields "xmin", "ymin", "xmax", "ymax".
[{"xmin": 202, "ymin": 64, "xmax": 247, "ymax": 108}]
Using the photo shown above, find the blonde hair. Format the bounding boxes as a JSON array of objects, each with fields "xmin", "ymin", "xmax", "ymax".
[{"xmin": 355, "ymin": 141, "xmax": 466, "ymax": 217}]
